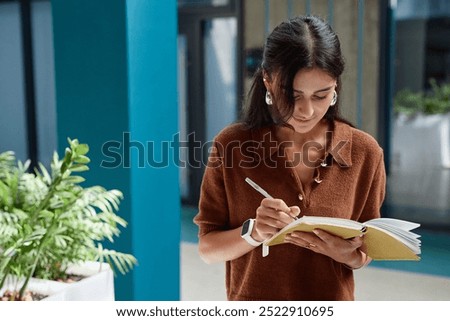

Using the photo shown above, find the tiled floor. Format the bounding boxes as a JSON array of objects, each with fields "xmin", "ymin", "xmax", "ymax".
[{"xmin": 180, "ymin": 242, "xmax": 450, "ymax": 301}]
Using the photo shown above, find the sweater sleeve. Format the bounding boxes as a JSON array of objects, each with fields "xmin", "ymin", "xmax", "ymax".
[
  {"xmin": 193, "ymin": 138, "xmax": 230, "ymax": 237},
  {"xmin": 358, "ymin": 150, "xmax": 386, "ymax": 223}
]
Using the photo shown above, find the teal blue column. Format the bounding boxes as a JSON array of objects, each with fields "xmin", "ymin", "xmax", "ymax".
[{"xmin": 51, "ymin": 0, "xmax": 180, "ymax": 300}]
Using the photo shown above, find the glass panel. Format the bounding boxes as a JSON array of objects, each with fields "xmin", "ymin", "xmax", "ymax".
[
  {"xmin": 390, "ymin": 0, "xmax": 450, "ymax": 227},
  {"xmin": 204, "ymin": 17, "xmax": 237, "ymax": 142},
  {"xmin": 0, "ymin": 2, "xmax": 28, "ymax": 161},
  {"xmin": 32, "ymin": 0, "xmax": 56, "ymax": 167},
  {"xmin": 396, "ymin": 0, "xmax": 450, "ymax": 20}
]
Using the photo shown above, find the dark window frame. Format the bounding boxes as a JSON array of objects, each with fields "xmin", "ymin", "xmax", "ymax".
[{"xmin": 1, "ymin": 0, "xmax": 42, "ymax": 169}]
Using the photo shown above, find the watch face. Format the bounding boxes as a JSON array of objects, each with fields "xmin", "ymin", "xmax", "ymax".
[{"xmin": 241, "ymin": 219, "xmax": 251, "ymax": 236}]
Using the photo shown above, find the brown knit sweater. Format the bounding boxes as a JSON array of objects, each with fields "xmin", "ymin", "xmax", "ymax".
[{"xmin": 194, "ymin": 121, "xmax": 386, "ymax": 300}]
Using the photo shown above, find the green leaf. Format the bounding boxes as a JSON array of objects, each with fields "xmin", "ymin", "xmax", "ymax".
[
  {"xmin": 74, "ymin": 155, "xmax": 90, "ymax": 164},
  {"xmin": 70, "ymin": 164, "xmax": 90, "ymax": 172},
  {"xmin": 74, "ymin": 144, "xmax": 89, "ymax": 156},
  {"xmin": 38, "ymin": 163, "xmax": 52, "ymax": 185},
  {"xmin": 64, "ymin": 147, "xmax": 72, "ymax": 159},
  {"xmin": 65, "ymin": 176, "xmax": 86, "ymax": 184},
  {"xmin": 52, "ymin": 151, "xmax": 60, "ymax": 164},
  {"xmin": 68, "ymin": 138, "xmax": 79, "ymax": 148},
  {"xmin": 38, "ymin": 210, "xmax": 54, "ymax": 219}
]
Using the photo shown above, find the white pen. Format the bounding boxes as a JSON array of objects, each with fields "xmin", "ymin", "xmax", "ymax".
[
  {"xmin": 245, "ymin": 177, "xmax": 273, "ymax": 199},
  {"xmin": 245, "ymin": 177, "xmax": 299, "ymax": 221},
  {"xmin": 244, "ymin": 177, "xmax": 270, "ymax": 257}
]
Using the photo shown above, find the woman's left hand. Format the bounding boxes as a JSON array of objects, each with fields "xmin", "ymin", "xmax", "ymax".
[{"xmin": 284, "ymin": 229, "xmax": 367, "ymax": 268}]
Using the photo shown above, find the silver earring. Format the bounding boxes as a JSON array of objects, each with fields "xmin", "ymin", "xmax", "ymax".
[
  {"xmin": 330, "ymin": 91, "xmax": 337, "ymax": 106},
  {"xmin": 265, "ymin": 91, "xmax": 273, "ymax": 105}
]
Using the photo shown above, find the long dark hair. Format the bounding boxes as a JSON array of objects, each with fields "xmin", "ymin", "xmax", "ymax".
[{"xmin": 242, "ymin": 15, "xmax": 351, "ymax": 128}]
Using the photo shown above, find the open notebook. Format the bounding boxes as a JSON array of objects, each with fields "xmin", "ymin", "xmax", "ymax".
[{"xmin": 262, "ymin": 216, "xmax": 421, "ymax": 260}]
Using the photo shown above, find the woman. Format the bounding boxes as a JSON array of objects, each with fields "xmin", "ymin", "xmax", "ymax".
[{"xmin": 194, "ymin": 15, "xmax": 386, "ymax": 300}]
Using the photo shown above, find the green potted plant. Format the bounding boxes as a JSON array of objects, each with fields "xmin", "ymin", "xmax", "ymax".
[
  {"xmin": 394, "ymin": 79, "xmax": 450, "ymax": 117},
  {"xmin": 0, "ymin": 138, "xmax": 136, "ymax": 301},
  {"xmin": 393, "ymin": 79, "xmax": 450, "ymax": 170}
]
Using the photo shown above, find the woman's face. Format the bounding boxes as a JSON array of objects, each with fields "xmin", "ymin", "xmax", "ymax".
[{"xmin": 278, "ymin": 68, "xmax": 337, "ymax": 134}]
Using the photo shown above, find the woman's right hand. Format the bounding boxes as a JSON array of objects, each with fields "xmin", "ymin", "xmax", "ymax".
[
  {"xmin": 198, "ymin": 198, "xmax": 300, "ymax": 264},
  {"xmin": 252, "ymin": 198, "xmax": 300, "ymax": 242}
]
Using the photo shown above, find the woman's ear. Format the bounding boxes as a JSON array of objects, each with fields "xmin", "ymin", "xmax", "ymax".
[{"xmin": 262, "ymin": 72, "xmax": 272, "ymax": 92}]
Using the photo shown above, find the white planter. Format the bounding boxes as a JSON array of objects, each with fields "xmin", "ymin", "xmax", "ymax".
[
  {"xmin": 59, "ymin": 261, "xmax": 114, "ymax": 301},
  {"xmin": 389, "ymin": 113, "xmax": 450, "ymax": 213},
  {"xmin": 1, "ymin": 276, "xmax": 68, "ymax": 301},
  {"xmin": 0, "ymin": 261, "xmax": 114, "ymax": 301},
  {"xmin": 392, "ymin": 113, "xmax": 450, "ymax": 170}
]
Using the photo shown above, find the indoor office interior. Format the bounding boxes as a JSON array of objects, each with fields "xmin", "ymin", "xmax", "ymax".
[{"xmin": 1, "ymin": 0, "xmax": 450, "ymax": 300}]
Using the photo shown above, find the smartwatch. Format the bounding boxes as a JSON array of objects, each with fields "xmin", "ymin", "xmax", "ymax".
[{"xmin": 240, "ymin": 219, "xmax": 263, "ymax": 247}]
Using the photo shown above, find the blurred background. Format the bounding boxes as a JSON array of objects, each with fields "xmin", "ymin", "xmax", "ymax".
[{"xmin": 1, "ymin": 0, "xmax": 449, "ymax": 300}]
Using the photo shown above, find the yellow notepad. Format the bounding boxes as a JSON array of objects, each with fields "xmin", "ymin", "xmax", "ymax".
[{"xmin": 262, "ymin": 216, "xmax": 421, "ymax": 261}]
